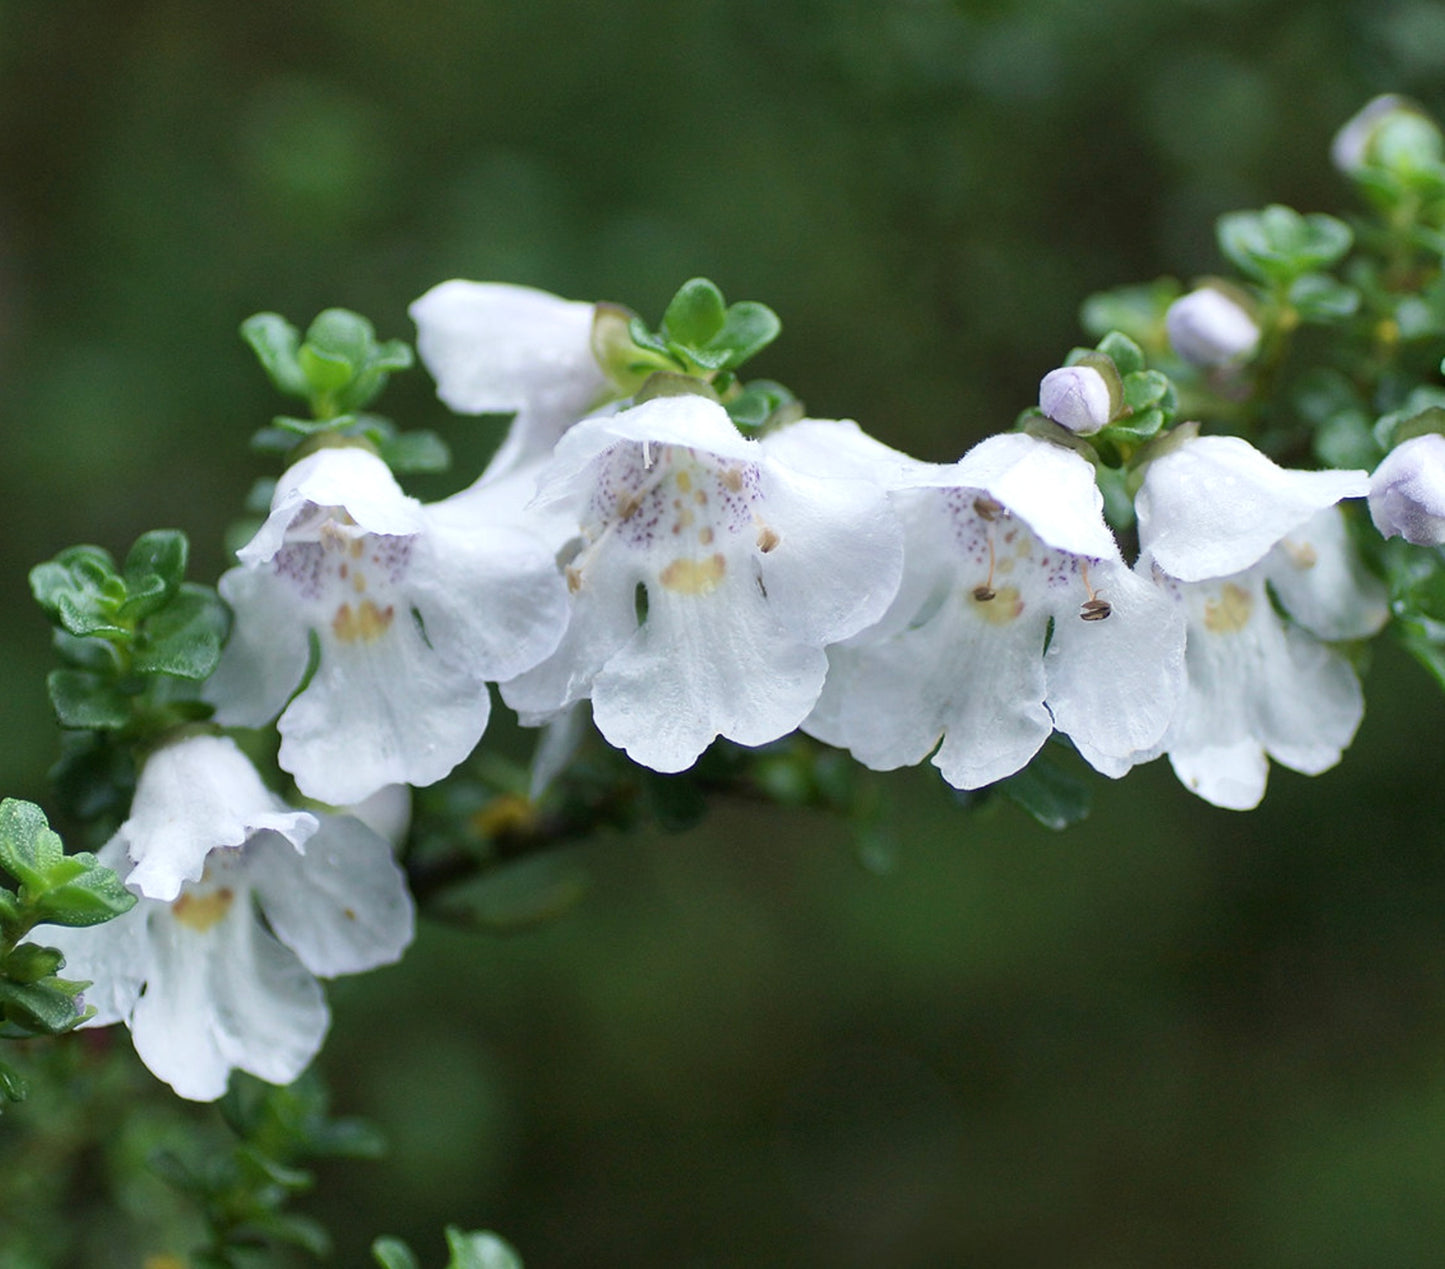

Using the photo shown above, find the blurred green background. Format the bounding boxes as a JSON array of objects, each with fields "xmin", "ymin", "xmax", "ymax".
[{"xmin": 6, "ymin": 0, "xmax": 1445, "ymax": 1264}]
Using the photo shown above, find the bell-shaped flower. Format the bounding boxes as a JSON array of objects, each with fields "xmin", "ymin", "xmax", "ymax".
[
  {"xmin": 117, "ymin": 732, "xmax": 317, "ymax": 902},
  {"xmin": 801, "ymin": 430, "xmax": 1186, "ymax": 789},
  {"xmin": 1165, "ymin": 287, "xmax": 1261, "ymax": 368},
  {"xmin": 500, "ymin": 395, "xmax": 905, "ymax": 772},
  {"xmin": 205, "ymin": 445, "xmax": 569, "ymax": 806},
  {"xmin": 1039, "ymin": 364, "xmax": 1113, "ymax": 434},
  {"xmin": 410, "ymin": 280, "xmax": 614, "ymax": 479},
  {"xmin": 46, "ymin": 742, "xmax": 415, "ymax": 1101},
  {"xmin": 1135, "ymin": 435, "xmax": 1384, "ymax": 809},
  {"xmin": 1369, "ymin": 432, "xmax": 1445, "ymax": 546}
]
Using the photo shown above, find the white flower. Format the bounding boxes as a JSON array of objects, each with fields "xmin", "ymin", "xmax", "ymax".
[
  {"xmin": 802, "ymin": 431, "xmax": 1186, "ymax": 789},
  {"xmin": 500, "ymin": 396, "xmax": 905, "ymax": 772},
  {"xmin": 205, "ymin": 446, "xmax": 569, "ymax": 806},
  {"xmin": 1135, "ymin": 436, "xmax": 1384, "ymax": 809},
  {"xmin": 1039, "ymin": 365, "xmax": 1112, "ymax": 434},
  {"xmin": 1332, "ymin": 94, "xmax": 1412, "ymax": 173},
  {"xmin": 1165, "ymin": 288, "xmax": 1261, "ymax": 368},
  {"xmin": 410, "ymin": 280, "xmax": 613, "ymax": 479},
  {"xmin": 118, "ymin": 733, "xmax": 317, "ymax": 902},
  {"xmin": 1369, "ymin": 433, "xmax": 1445, "ymax": 546},
  {"xmin": 46, "ymin": 747, "xmax": 415, "ymax": 1101},
  {"xmin": 1331, "ymin": 94, "xmax": 1441, "ymax": 177}
]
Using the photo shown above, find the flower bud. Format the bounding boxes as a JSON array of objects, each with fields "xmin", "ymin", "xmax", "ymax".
[
  {"xmin": 1331, "ymin": 94, "xmax": 1442, "ymax": 176},
  {"xmin": 1165, "ymin": 288, "xmax": 1260, "ymax": 368},
  {"xmin": 1368, "ymin": 433, "xmax": 1445, "ymax": 546},
  {"xmin": 1038, "ymin": 364, "xmax": 1112, "ymax": 434}
]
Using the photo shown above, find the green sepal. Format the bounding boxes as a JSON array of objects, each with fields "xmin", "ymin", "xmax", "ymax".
[
  {"xmin": 4, "ymin": 942, "xmax": 63, "ymax": 984},
  {"xmin": 1217, "ymin": 205, "xmax": 1353, "ymax": 285},
  {"xmin": 373, "ymin": 1238, "xmax": 422, "ymax": 1269},
  {"xmin": 726, "ymin": 379, "xmax": 803, "ymax": 431},
  {"xmin": 998, "ymin": 749, "xmax": 1092, "ymax": 830},
  {"xmin": 1373, "ymin": 387, "xmax": 1445, "ymax": 450},
  {"xmin": 242, "ymin": 313, "xmax": 310, "ymax": 398},
  {"xmin": 46, "ymin": 668, "xmax": 133, "ymax": 730},
  {"xmin": 131, "ymin": 584, "xmax": 228, "ymax": 680},
  {"xmin": 1104, "ymin": 405, "xmax": 1167, "ymax": 446},
  {"xmin": 591, "ymin": 303, "xmax": 674, "ymax": 393},
  {"xmin": 443, "ymin": 1228, "xmax": 525, "ymax": 1269},
  {"xmin": 0, "ymin": 976, "xmax": 85, "ymax": 1035},
  {"xmin": 1287, "ymin": 272, "xmax": 1360, "ymax": 323},
  {"xmin": 662, "ymin": 277, "xmax": 727, "ymax": 347}
]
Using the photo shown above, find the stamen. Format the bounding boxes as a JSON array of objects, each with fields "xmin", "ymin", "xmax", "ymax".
[
  {"xmin": 1079, "ymin": 560, "xmax": 1112, "ymax": 621},
  {"xmin": 973, "ymin": 520, "xmax": 999, "ymax": 602}
]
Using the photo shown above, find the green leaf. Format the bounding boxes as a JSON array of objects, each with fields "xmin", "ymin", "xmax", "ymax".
[
  {"xmin": 30, "ymin": 547, "xmax": 129, "ymax": 638},
  {"xmin": 706, "ymin": 300, "xmax": 781, "ymax": 369},
  {"xmin": 1103, "ymin": 406, "xmax": 1166, "ymax": 445},
  {"xmin": 1095, "ymin": 330, "xmax": 1145, "ymax": 377},
  {"xmin": 1288, "ymin": 272, "xmax": 1360, "ymax": 323},
  {"xmin": 662, "ymin": 277, "xmax": 727, "ymax": 347},
  {"xmin": 999, "ymin": 752, "xmax": 1091, "ymax": 830},
  {"xmin": 0, "ymin": 799, "xmax": 65, "ymax": 890},
  {"xmin": 0, "ymin": 977, "xmax": 83, "ymax": 1034},
  {"xmin": 122, "ymin": 529, "xmax": 188, "ymax": 605},
  {"xmin": 1121, "ymin": 369, "xmax": 1170, "ymax": 411},
  {"xmin": 31, "ymin": 850, "xmax": 136, "ymax": 928},
  {"xmin": 444, "ymin": 1228, "xmax": 525, "ymax": 1269},
  {"xmin": 241, "ymin": 313, "xmax": 310, "ymax": 397},
  {"xmin": 372, "ymin": 1238, "xmax": 422, "ymax": 1269},
  {"xmin": 132, "ymin": 584, "xmax": 228, "ymax": 680},
  {"xmin": 431, "ymin": 851, "xmax": 589, "ymax": 932},
  {"xmin": 373, "ymin": 428, "xmax": 451, "ymax": 475},
  {"xmin": 298, "ymin": 342, "xmax": 354, "ymax": 394},
  {"xmin": 1217, "ymin": 205, "xmax": 1353, "ymax": 284},
  {"xmin": 4, "ymin": 942, "xmax": 63, "ymax": 983},
  {"xmin": 1079, "ymin": 279, "xmax": 1180, "ymax": 347},
  {"xmin": 0, "ymin": 1059, "xmax": 28, "ymax": 1105},
  {"xmin": 46, "ymin": 668, "xmax": 133, "ymax": 730}
]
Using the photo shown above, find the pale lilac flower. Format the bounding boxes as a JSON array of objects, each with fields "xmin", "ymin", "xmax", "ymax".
[
  {"xmin": 1368, "ymin": 433, "xmax": 1445, "ymax": 546},
  {"xmin": 410, "ymin": 280, "xmax": 614, "ymax": 478},
  {"xmin": 46, "ymin": 742, "xmax": 415, "ymax": 1102},
  {"xmin": 802, "ymin": 431, "xmax": 1186, "ymax": 789},
  {"xmin": 205, "ymin": 446, "xmax": 569, "ymax": 805},
  {"xmin": 1135, "ymin": 436, "xmax": 1384, "ymax": 809},
  {"xmin": 1039, "ymin": 364, "xmax": 1112, "ymax": 434},
  {"xmin": 501, "ymin": 396, "xmax": 905, "ymax": 772},
  {"xmin": 1332, "ymin": 94, "xmax": 1413, "ymax": 174},
  {"xmin": 1166, "ymin": 288, "xmax": 1261, "ymax": 368}
]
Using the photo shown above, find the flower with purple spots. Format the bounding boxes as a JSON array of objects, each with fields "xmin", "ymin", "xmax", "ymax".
[
  {"xmin": 801, "ymin": 431, "xmax": 1186, "ymax": 789},
  {"xmin": 500, "ymin": 394, "xmax": 906, "ymax": 771},
  {"xmin": 205, "ymin": 445, "xmax": 570, "ymax": 805}
]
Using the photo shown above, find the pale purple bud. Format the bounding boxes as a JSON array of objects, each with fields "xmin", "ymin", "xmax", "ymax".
[
  {"xmin": 1165, "ymin": 288, "xmax": 1260, "ymax": 368},
  {"xmin": 1369, "ymin": 433, "xmax": 1445, "ymax": 546},
  {"xmin": 1039, "ymin": 365, "xmax": 1112, "ymax": 434},
  {"xmin": 1331, "ymin": 94, "xmax": 1441, "ymax": 175}
]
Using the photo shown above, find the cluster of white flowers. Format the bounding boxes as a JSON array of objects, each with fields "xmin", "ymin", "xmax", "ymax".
[{"xmin": 58, "ymin": 260, "xmax": 1445, "ymax": 1100}]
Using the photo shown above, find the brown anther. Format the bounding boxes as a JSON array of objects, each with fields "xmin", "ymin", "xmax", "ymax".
[
  {"xmin": 1080, "ymin": 598, "xmax": 1112, "ymax": 621},
  {"xmin": 757, "ymin": 526, "xmax": 780, "ymax": 553},
  {"xmin": 973, "ymin": 495, "xmax": 1005, "ymax": 522},
  {"xmin": 973, "ymin": 585, "xmax": 997, "ymax": 602}
]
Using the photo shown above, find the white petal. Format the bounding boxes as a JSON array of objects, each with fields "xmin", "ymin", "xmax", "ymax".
[
  {"xmin": 1263, "ymin": 506, "xmax": 1388, "ymax": 640},
  {"xmin": 1045, "ymin": 563, "xmax": 1187, "ymax": 768},
  {"xmin": 759, "ymin": 418, "xmax": 938, "ymax": 487},
  {"xmin": 936, "ymin": 433, "xmax": 1120, "ymax": 561},
  {"xmin": 277, "ymin": 611, "xmax": 491, "ymax": 805},
  {"xmin": 239, "ymin": 447, "xmax": 424, "ymax": 567},
  {"xmin": 1368, "ymin": 432, "xmax": 1445, "ymax": 546},
  {"xmin": 591, "ymin": 569, "xmax": 826, "ymax": 771},
  {"xmin": 1169, "ymin": 738, "xmax": 1270, "ymax": 811},
  {"xmin": 1138, "ymin": 436, "xmax": 1368, "ymax": 581},
  {"xmin": 130, "ymin": 892, "xmax": 328, "ymax": 1101},
  {"xmin": 206, "ymin": 565, "xmax": 315, "ymax": 728},
  {"xmin": 250, "ymin": 817, "xmax": 414, "ymax": 978},
  {"xmin": 120, "ymin": 735, "xmax": 317, "ymax": 902}
]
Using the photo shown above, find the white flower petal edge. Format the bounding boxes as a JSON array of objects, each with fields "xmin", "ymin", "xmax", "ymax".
[
  {"xmin": 205, "ymin": 446, "xmax": 570, "ymax": 805},
  {"xmin": 409, "ymin": 280, "xmax": 612, "ymax": 479},
  {"xmin": 502, "ymin": 396, "xmax": 905, "ymax": 772},
  {"xmin": 1137, "ymin": 438, "xmax": 1379, "ymax": 809},
  {"xmin": 1136, "ymin": 435, "xmax": 1368, "ymax": 582},
  {"xmin": 46, "ymin": 811, "xmax": 414, "ymax": 1102},
  {"xmin": 1369, "ymin": 432, "xmax": 1445, "ymax": 546},
  {"xmin": 806, "ymin": 432, "xmax": 1185, "ymax": 789},
  {"xmin": 120, "ymin": 734, "xmax": 316, "ymax": 903}
]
